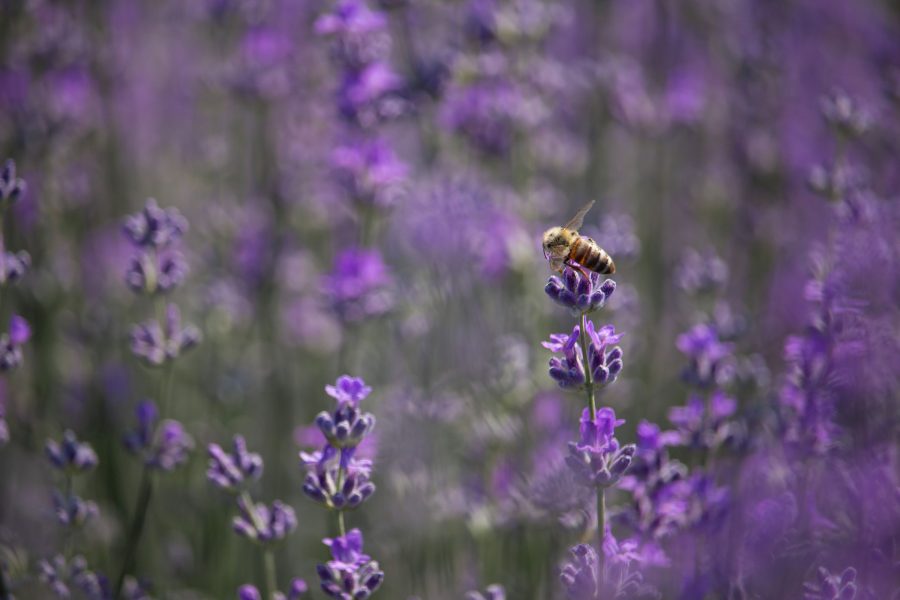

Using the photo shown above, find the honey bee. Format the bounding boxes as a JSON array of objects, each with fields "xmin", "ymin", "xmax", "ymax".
[{"xmin": 542, "ymin": 201, "xmax": 616, "ymax": 275}]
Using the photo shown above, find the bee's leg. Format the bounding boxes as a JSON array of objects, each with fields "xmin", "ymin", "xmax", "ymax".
[{"xmin": 565, "ymin": 259, "xmax": 593, "ymax": 281}]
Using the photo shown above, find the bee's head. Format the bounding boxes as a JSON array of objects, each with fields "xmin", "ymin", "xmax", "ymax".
[{"xmin": 541, "ymin": 226, "xmax": 570, "ymax": 257}]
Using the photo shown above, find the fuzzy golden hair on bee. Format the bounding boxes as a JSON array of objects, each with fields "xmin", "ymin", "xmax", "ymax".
[{"xmin": 542, "ymin": 201, "xmax": 616, "ymax": 275}]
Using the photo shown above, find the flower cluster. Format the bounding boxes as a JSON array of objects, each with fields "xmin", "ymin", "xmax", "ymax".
[
  {"xmin": 543, "ymin": 322, "xmax": 623, "ymax": 390},
  {"xmin": 566, "ymin": 408, "xmax": 636, "ymax": 489},
  {"xmin": 124, "ymin": 401, "xmax": 194, "ymax": 471},
  {"xmin": 207, "ymin": 435, "xmax": 264, "ymax": 492},
  {"xmin": 316, "ymin": 529, "xmax": 384, "ymax": 599},
  {"xmin": 559, "ymin": 536, "xmax": 653, "ymax": 600},
  {"xmin": 130, "ymin": 304, "xmax": 201, "ymax": 367},
  {"xmin": 803, "ymin": 566, "xmax": 858, "ymax": 600},
  {"xmin": 122, "ymin": 199, "xmax": 188, "ymax": 295},
  {"xmin": 675, "ymin": 324, "xmax": 732, "ymax": 388},
  {"xmin": 301, "ymin": 445, "xmax": 376, "ymax": 510},
  {"xmin": 545, "ymin": 268, "xmax": 617, "ymax": 316},
  {"xmin": 322, "ymin": 248, "xmax": 394, "ymax": 323}
]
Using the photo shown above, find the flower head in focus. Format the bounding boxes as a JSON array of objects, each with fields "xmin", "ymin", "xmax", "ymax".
[
  {"xmin": 317, "ymin": 529, "xmax": 384, "ymax": 599},
  {"xmin": 545, "ymin": 267, "xmax": 616, "ymax": 316},
  {"xmin": 566, "ymin": 407, "xmax": 635, "ymax": 489}
]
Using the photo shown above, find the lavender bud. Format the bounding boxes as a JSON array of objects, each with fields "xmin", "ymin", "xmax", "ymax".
[{"xmin": 0, "ymin": 159, "xmax": 26, "ymax": 207}]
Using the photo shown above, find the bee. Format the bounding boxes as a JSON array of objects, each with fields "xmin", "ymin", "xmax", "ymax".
[{"xmin": 542, "ymin": 200, "xmax": 616, "ymax": 275}]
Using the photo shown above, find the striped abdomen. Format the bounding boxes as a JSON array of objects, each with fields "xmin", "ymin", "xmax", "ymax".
[{"xmin": 568, "ymin": 236, "xmax": 616, "ymax": 274}]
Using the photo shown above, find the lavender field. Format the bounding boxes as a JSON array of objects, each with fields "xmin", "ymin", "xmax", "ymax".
[{"xmin": 1, "ymin": 0, "xmax": 899, "ymax": 599}]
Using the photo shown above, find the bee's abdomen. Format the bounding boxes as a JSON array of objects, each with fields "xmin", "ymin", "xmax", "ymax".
[{"xmin": 569, "ymin": 237, "xmax": 616, "ymax": 275}]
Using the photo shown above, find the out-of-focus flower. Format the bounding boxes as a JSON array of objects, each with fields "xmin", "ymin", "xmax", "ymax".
[
  {"xmin": 0, "ymin": 159, "xmax": 26, "ymax": 208},
  {"xmin": 331, "ymin": 137, "xmax": 407, "ymax": 207},
  {"xmin": 0, "ymin": 315, "xmax": 31, "ymax": 372},
  {"xmin": 315, "ymin": 0, "xmax": 390, "ymax": 68},
  {"xmin": 676, "ymin": 249, "xmax": 728, "ymax": 295},
  {"xmin": 545, "ymin": 268, "xmax": 616, "ymax": 316},
  {"xmin": 465, "ymin": 584, "xmax": 505, "ymax": 600},
  {"xmin": 322, "ymin": 248, "xmax": 394, "ymax": 322},
  {"xmin": 559, "ymin": 544, "xmax": 599, "ymax": 600},
  {"xmin": 124, "ymin": 401, "xmax": 194, "ymax": 471},
  {"xmin": 37, "ymin": 555, "xmax": 103, "ymax": 599},
  {"xmin": 129, "ymin": 304, "xmax": 201, "ymax": 366},
  {"xmin": 238, "ymin": 581, "xmax": 307, "ymax": 600},
  {"xmin": 820, "ymin": 91, "xmax": 870, "ymax": 138},
  {"xmin": 45, "ymin": 430, "xmax": 98, "ymax": 473},
  {"xmin": 301, "ymin": 445, "xmax": 376, "ymax": 510},
  {"xmin": 53, "ymin": 491, "xmax": 99, "ymax": 527},
  {"xmin": 122, "ymin": 199, "xmax": 187, "ymax": 249},
  {"xmin": 676, "ymin": 324, "xmax": 732, "ymax": 387},
  {"xmin": 317, "ymin": 529, "xmax": 384, "ymax": 599},
  {"xmin": 0, "ymin": 250, "xmax": 31, "ymax": 285},
  {"xmin": 566, "ymin": 407, "xmax": 635, "ymax": 488},
  {"xmin": 232, "ymin": 495, "xmax": 297, "ymax": 543},
  {"xmin": 0, "ymin": 395, "xmax": 8, "ymax": 446},
  {"xmin": 207, "ymin": 435, "xmax": 264, "ymax": 492},
  {"xmin": 125, "ymin": 250, "xmax": 187, "ymax": 295},
  {"xmin": 667, "ymin": 392, "xmax": 738, "ymax": 450},
  {"xmin": 803, "ymin": 566, "xmax": 858, "ymax": 600}
]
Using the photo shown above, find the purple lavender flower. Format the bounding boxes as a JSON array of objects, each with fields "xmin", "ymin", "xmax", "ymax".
[
  {"xmin": 122, "ymin": 199, "xmax": 187, "ymax": 249},
  {"xmin": 584, "ymin": 321, "xmax": 624, "ymax": 386},
  {"xmin": 326, "ymin": 375, "xmax": 373, "ymax": 406},
  {"xmin": 543, "ymin": 326, "xmax": 584, "ymax": 389},
  {"xmin": 125, "ymin": 250, "xmax": 188, "ymax": 295},
  {"xmin": 322, "ymin": 248, "xmax": 394, "ymax": 322},
  {"xmin": 129, "ymin": 304, "xmax": 201, "ymax": 366},
  {"xmin": 465, "ymin": 585, "xmax": 505, "ymax": 600},
  {"xmin": 545, "ymin": 268, "xmax": 616, "ymax": 316},
  {"xmin": 559, "ymin": 544, "xmax": 600, "ymax": 600},
  {"xmin": 566, "ymin": 407, "xmax": 635, "ymax": 488},
  {"xmin": 0, "ymin": 314, "xmax": 31, "ymax": 372},
  {"xmin": 803, "ymin": 566, "xmax": 858, "ymax": 600},
  {"xmin": 301, "ymin": 445, "xmax": 376, "ymax": 510},
  {"xmin": 45, "ymin": 430, "xmax": 99, "ymax": 473},
  {"xmin": 232, "ymin": 495, "xmax": 297, "ymax": 543},
  {"xmin": 38, "ymin": 555, "xmax": 103, "ymax": 599},
  {"xmin": 239, "ymin": 579, "xmax": 308, "ymax": 600},
  {"xmin": 316, "ymin": 529, "xmax": 384, "ymax": 599},
  {"xmin": 676, "ymin": 249, "xmax": 728, "ymax": 295},
  {"xmin": 315, "ymin": 0, "xmax": 391, "ymax": 68},
  {"xmin": 53, "ymin": 491, "xmax": 99, "ymax": 527},
  {"xmin": 667, "ymin": 392, "xmax": 737, "ymax": 450},
  {"xmin": 124, "ymin": 401, "xmax": 194, "ymax": 471},
  {"xmin": 0, "ymin": 159, "xmax": 26, "ymax": 207},
  {"xmin": 675, "ymin": 324, "xmax": 732, "ymax": 387},
  {"xmin": 0, "ymin": 250, "xmax": 31, "ymax": 285},
  {"xmin": 207, "ymin": 435, "xmax": 264, "ymax": 492},
  {"xmin": 331, "ymin": 137, "xmax": 407, "ymax": 207}
]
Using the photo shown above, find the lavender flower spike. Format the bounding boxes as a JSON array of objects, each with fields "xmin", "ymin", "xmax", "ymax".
[
  {"xmin": 317, "ymin": 376, "xmax": 376, "ymax": 449},
  {"xmin": 301, "ymin": 445, "xmax": 376, "ymax": 509},
  {"xmin": 803, "ymin": 566, "xmax": 858, "ymax": 600},
  {"xmin": 545, "ymin": 267, "xmax": 616, "ymax": 316},
  {"xmin": 208, "ymin": 435, "xmax": 264, "ymax": 492},
  {"xmin": 543, "ymin": 325, "xmax": 585, "ymax": 389},
  {"xmin": 45, "ymin": 430, "xmax": 99, "ymax": 473},
  {"xmin": 317, "ymin": 529, "xmax": 384, "ymax": 599}
]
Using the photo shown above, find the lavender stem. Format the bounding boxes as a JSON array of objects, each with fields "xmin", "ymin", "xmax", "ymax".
[
  {"xmin": 579, "ymin": 312, "xmax": 597, "ymax": 420},
  {"xmin": 114, "ymin": 467, "xmax": 153, "ymax": 598},
  {"xmin": 263, "ymin": 548, "xmax": 277, "ymax": 600}
]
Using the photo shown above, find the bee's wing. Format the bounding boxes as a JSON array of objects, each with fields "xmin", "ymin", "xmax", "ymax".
[{"xmin": 563, "ymin": 200, "xmax": 595, "ymax": 232}]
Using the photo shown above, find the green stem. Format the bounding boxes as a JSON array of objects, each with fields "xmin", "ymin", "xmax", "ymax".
[
  {"xmin": 337, "ymin": 509, "xmax": 346, "ymax": 538},
  {"xmin": 114, "ymin": 467, "xmax": 153, "ymax": 598},
  {"xmin": 579, "ymin": 312, "xmax": 596, "ymax": 419},
  {"xmin": 263, "ymin": 548, "xmax": 277, "ymax": 600}
]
